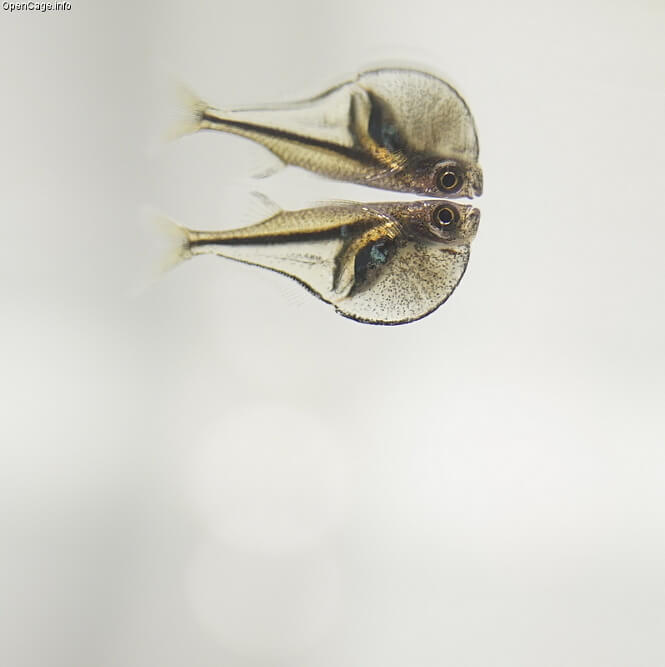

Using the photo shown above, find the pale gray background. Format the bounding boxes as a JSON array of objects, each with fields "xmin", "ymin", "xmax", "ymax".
[{"xmin": 1, "ymin": 1, "xmax": 664, "ymax": 666}]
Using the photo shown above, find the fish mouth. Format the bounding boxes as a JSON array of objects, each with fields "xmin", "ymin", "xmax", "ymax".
[
  {"xmin": 470, "ymin": 167, "xmax": 483, "ymax": 197},
  {"xmin": 457, "ymin": 168, "xmax": 482, "ymax": 199},
  {"xmin": 465, "ymin": 207, "xmax": 481, "ymax": 239}
]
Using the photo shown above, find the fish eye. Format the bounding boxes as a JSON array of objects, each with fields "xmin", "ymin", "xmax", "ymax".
[
  {"xmin": 433, "ymin": 205, "xmax": 458, "ymax": 227},
  {"xmin": 437, "ymin": 166, "xmax": 461, "ymax": 192}
]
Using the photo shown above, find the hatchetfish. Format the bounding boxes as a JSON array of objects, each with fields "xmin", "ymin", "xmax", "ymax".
[
  {"xmin": 159, "ymin": 196, "xmax": 480, "ymax": 325},
  {"xmin": 174, "ymin": 68, "xmax": 482, "ymax": 199}
]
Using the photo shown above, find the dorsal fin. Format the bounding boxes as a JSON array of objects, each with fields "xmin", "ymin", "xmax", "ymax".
[
  {"xmin": 307, "ymin": 198, "xmax": 363, "ymax": 208},
  {"xmin": 242, "ymin": 191, "xmax": 284, "ymax": 225}
]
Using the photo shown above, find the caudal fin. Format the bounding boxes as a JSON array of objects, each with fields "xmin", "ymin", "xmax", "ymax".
[
  {"xmin": 153, "ymin": 214, "xmax": 193, "ymax": 272},
  {"xmin": 165, "ymin": 82, "xmax": 210, "ymax": 141}
]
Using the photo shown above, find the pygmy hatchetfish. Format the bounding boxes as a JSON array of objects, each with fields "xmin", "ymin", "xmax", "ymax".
[
  {"xmin": 175, "ymin": 68, "xmax": 482, "ymax": 199},
  {"xmin": 160, "ymin": 196, "xmax": 480, "ymax": 325}
]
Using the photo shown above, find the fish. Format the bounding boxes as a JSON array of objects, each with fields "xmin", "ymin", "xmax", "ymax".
[
  {"xmin": 174, "ymin": 68, "xmax": 482, "ymax": 199},
  {"xmin": 159, "ymin": 195, "xmax": 480, "ymax": 325}
]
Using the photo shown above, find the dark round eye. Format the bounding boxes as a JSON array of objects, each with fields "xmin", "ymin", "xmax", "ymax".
[
  {"xmin": 437, "ymin": 167, "xmax": 460, "ymax": 192},
  {"xmin": 433, "ymin": 205, "xmax": 457, "ymax": 227}
]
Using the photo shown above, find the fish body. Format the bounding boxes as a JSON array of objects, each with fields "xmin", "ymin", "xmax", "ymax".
[
  {"xmin": 179, "ymin": 68, "xmax": 482, "ymax": 198},
  {"xmin": 164, "ymin": 198, "xmax": 480, "ymax": 325}
]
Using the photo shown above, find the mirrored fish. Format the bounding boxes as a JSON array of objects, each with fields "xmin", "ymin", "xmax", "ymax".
[
  {"xmin": 159, "ymin": 196, "xmax": 480, "ymax": 325},
  {"xmin": 175, "ymin": 68, "xmax": 482, "ymax": 199}
]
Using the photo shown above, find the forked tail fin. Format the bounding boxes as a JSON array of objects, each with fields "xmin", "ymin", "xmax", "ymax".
[
  {"xmin": 165, "ymin": 82, "xmax": 210, "ymax": 141},
  {"xmin": 153, "ymin": 214, "xmax": 193, "ymax": 272}
]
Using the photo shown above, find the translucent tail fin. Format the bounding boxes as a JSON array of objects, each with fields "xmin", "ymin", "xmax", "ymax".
[
  {"xmin": 153, "ymin": 214, "xmax": 193, "ymax": 272},
  {"xmin": 165, "ymin": 82, "xmax": 209, "ymax": 141}
]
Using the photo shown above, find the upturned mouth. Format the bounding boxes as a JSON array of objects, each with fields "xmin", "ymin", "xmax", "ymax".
[
  {"xmin": 471, "ymin": 168, "xmax": 483, "ymax": 197},
  {"xmin": 466, "ymin": 208, "xmax": 481, "ymax": 239}
]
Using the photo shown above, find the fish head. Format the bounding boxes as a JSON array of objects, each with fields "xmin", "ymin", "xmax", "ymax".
[
  {"xmin": 391, "ymin": 200, "xmax": 480, "ymax": 245},
  {"xmin": 404, "ymin": 156, "xmax": 483, "ymax": 198}
]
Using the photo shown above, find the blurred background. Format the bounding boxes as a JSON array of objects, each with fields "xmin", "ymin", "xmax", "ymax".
[{"xmin": 1, "ymin": 1, "xmax": 664, "ymax": 665}]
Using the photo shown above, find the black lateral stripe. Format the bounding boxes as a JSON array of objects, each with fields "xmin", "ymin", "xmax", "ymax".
[
  {"xmin": 201, "ymin": 111, "xmax": 374, "ymax": 165},
  {"xmin": 189, "ymin": 226, "xmax": 348, "ymax": 248}
]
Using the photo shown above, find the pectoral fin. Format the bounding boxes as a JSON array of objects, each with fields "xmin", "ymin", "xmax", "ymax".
[
  {"xmin": 332, "ymin": 221, "xmax": 400, "ymax": 297},
  {"xmin": 348, "ymin": 86, "xmax": 408, "ymax": 173}
]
